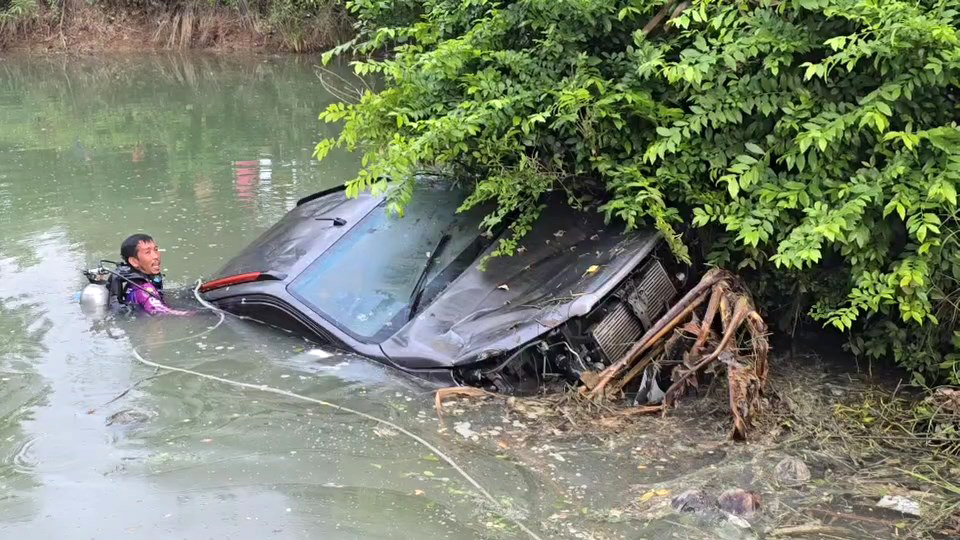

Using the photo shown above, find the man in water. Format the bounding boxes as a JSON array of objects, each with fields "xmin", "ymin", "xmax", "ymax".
[{"xmin": 116, "ymin": 233, "xmax": 192, "ymax": 316}]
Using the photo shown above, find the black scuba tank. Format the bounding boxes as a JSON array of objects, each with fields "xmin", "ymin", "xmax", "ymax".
[{"xmin": 106, "ymin": 264, "xmax": 164, "ymax": 305}]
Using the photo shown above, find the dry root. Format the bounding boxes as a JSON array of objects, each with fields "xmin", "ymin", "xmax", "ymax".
[{"xmin": 584, "ymin": 268, "xmax": 770, "ymax": 440}]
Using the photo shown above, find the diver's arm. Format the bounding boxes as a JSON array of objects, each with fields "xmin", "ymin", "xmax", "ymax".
[{"xmin": 130, "ymin": 284, "xmax": 194, "ymax": 316}]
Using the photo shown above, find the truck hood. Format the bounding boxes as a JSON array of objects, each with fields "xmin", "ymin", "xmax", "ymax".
[{"xmin": 380, "ymin": 204, "xmax": 661, "ymax": 369}]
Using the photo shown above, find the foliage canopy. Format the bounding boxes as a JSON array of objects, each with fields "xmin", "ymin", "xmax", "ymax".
[{"xmin": 318, "ymin": 0, "xmax": 960, "ymax": 383}]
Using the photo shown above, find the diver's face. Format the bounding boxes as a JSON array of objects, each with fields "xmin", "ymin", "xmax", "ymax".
[{"xmin": 128, "ymin": 240, "xmax": 162, "ymax": 276}]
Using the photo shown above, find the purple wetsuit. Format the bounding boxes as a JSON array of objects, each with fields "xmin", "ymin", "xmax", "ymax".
[{"xmin": 126, "ymin": 282, "xmax": 192, "ymax": 316}]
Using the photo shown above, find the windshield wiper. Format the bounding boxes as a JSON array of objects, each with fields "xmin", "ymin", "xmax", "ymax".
[
  {"xmin": 314, "ymin": 216, "xmax": 347, "ymax": 226},
  {"xmin": 408, "ymin": 234, "xmax": 451, "ymax": 321}
]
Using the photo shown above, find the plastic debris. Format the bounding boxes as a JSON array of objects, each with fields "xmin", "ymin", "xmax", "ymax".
[
  {"xmin": 453, "ymin": 421, "xmax": 478, "ymax": 439},
  {"xmin": 877, "ymin": 495, "xmax": 921, "ymax": 516},
  {"xmin": 775, "ymin": 456, "xmax": 811, "ymax": 487},
  {"xmin": 671, "ymin": 489, "xmax": 717, "ymax": 513}
]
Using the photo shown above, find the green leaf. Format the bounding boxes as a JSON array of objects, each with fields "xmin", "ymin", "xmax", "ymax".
[
  {"xmin": 943, "ymin": 181, "xmax": 957, "ymax": 206},
  {"xmin": 745, "ymin": 142, "xmax": 764, "ymax": 155}
]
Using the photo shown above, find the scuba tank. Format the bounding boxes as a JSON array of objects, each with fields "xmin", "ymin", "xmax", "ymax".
[
  {"xmin": 79, "ymin": 280, "xmax": 111, "ymax": 312},
  {"xmin": 106, "ymin": 263, "xmax": 164, "ymax": 306},
  {"xmin": 80, "ymin": 265, "xmax": 111, "ymax": 315}
]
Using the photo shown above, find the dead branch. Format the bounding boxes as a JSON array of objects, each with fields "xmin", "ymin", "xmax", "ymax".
[
  {"xmin": 771, "ymin": 524, "xmax": 850, "ymax": 537},
  {"xmin": 641, "ymin": 1, "xmax": 692, "ymax": 38},
  {"xmin": 595, "ymin": 269, "xmax": 770, "ymax": 439},
  {"xmin": 434, "ymin": 387, "xmax": 494, "ymax": 419},
  {"xmin": 607, "ymin": 342, "xmax": 665, "ymax": 396},
  {"xmin": 690, "ymin": 280, "xmax": 725, "ymax": 359},
  {"xmin": 641, "ymin": 1, "xmax": 677, "ymax": 37},
  {"xmin": 586, "ymin": 268, "xmax": 729, "ymax": 398},
  {"xmin": 664, "ymin": 295, "xmax": 750, "ymax": 404}
]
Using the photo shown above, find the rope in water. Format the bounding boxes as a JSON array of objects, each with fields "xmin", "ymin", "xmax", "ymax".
[{"xmin": 126, "ymin": 282, "xmax": 542, "ymax": 540}]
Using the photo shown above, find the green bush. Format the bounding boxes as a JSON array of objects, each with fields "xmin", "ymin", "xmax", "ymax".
[
  {"xmin": 0, "ymin": 0, "xmax": 38, "ymax": 23},
  {"xmin": 317, "ymin": 0, "xmax": 960, "ymax": 383}
]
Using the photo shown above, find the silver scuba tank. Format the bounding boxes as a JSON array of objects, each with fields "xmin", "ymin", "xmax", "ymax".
[
  {"xmin": 80, "ymin": 283, "xmax": 110, "ymax": 310},
  {"xmin": 80, "ymin": 265, "xmax": 112, "ymax": 316}
]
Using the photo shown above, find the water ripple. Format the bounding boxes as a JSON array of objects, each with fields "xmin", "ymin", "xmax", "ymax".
[{"xmin": 8, "ymin": 435, "xmax": 40, "ymax": 475}]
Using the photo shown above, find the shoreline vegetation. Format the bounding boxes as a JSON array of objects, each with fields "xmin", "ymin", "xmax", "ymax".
[{"xmin": 0, "ymin": 0, "xmax": 352, "ymax": 52}]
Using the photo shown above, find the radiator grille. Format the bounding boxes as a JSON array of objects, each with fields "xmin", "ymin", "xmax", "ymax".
[
  {"xmin": 626, "ymin": 261, "xmax": 677, "ymax": 328},
  {"xmin": 591, "ymin": 300, "xmax": 644, "ymax": 363},
  {"xmin": 590, "ymin": 261, "xmax": 677, "ymax": 364}
]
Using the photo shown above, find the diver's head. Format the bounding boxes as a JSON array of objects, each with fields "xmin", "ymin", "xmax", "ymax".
[{"xmin": 121, "ymin": 233, "xmax": 162, "ymax": 276}]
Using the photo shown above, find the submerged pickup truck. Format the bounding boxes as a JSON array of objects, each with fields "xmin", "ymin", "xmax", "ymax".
[{"xmin": 200, "ymin": 179, "xmax": 686, "ymax": 393}]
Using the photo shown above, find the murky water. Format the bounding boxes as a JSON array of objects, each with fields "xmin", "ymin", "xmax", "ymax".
[{"xmin": 0, "ymin": 54, "xmax": 545, "ymax": 538}]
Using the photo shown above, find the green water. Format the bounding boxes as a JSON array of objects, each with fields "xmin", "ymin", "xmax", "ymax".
[{"xmin": 0, "ymin": 54, "xmax": 544, "ymax": 539}]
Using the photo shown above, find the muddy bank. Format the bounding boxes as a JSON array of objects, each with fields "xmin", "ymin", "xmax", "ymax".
[
  {"xmin": 434, "ymin": 350, "xmax": 960, "ymax": 539},
  {"xmin": 0, "ymin": 2, "xmax": 351, "ymax": 53}
]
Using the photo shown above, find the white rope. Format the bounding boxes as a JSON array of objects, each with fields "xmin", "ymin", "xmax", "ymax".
[{"xmin": 126, "ymin": 282, "xmax": 542, "ymax": 540}]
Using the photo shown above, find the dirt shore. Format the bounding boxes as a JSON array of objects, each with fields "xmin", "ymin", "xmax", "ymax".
[{"xmin": 0, "ymin": 3, "xmax": 348, "ymax": 53}]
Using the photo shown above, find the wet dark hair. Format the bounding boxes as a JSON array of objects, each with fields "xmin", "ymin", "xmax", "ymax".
[{"xmin": 121, "ymin": 233, "xmax": 155, "ymax": 263}]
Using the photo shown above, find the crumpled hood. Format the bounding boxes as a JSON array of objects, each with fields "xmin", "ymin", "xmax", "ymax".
[{"xmin": 379, "ymin": 204, "xmax": 661, "ymax": 369}]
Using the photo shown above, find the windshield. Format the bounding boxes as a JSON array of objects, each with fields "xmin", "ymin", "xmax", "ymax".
[{"xmin": 288, "ymin": 184, "xmax": 488, "ymax": 343}]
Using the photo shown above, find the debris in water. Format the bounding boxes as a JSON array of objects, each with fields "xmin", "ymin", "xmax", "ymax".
[
  {"xmin": 431, "ymin": 270, "xmax": 770, "ymax": 446},
  {"xmin": 434, "ymin": 387, "xmax": 494, "ymax": 419},
  {"xmin": 774, "ymin": 456, "xmax": 811, "ymax": 487},
  {"xmin": 876, "ymin": 495, "xmax": 922, "ymax": 516},
  {"xmin": 718, "ymin": 488, "xmax": 761, "ymax": 517},
  {"xmin": 373, "ymin": 426, "xmax": 398, "ymax": 438},
  {"xmin": 637, "ymin": 489, "xmax": 670, "ymax": 503},
  {"xmin": 584, "ymin": 269, "xmax": 770, "ymax": 440},
  {"xmin": 725, "ymin": 512, "xmax": 752, "ymax": 529},
  {"xmin": 671, "ymin": 489, "xmax": 718, "ymax": 513},
  {"xmin": 106, "ymin": 408, "xmax": 154, "ymax": 426},
  {"xmin": 453, "ymin": 422, "xmax": 478, "ymax": 439}
]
